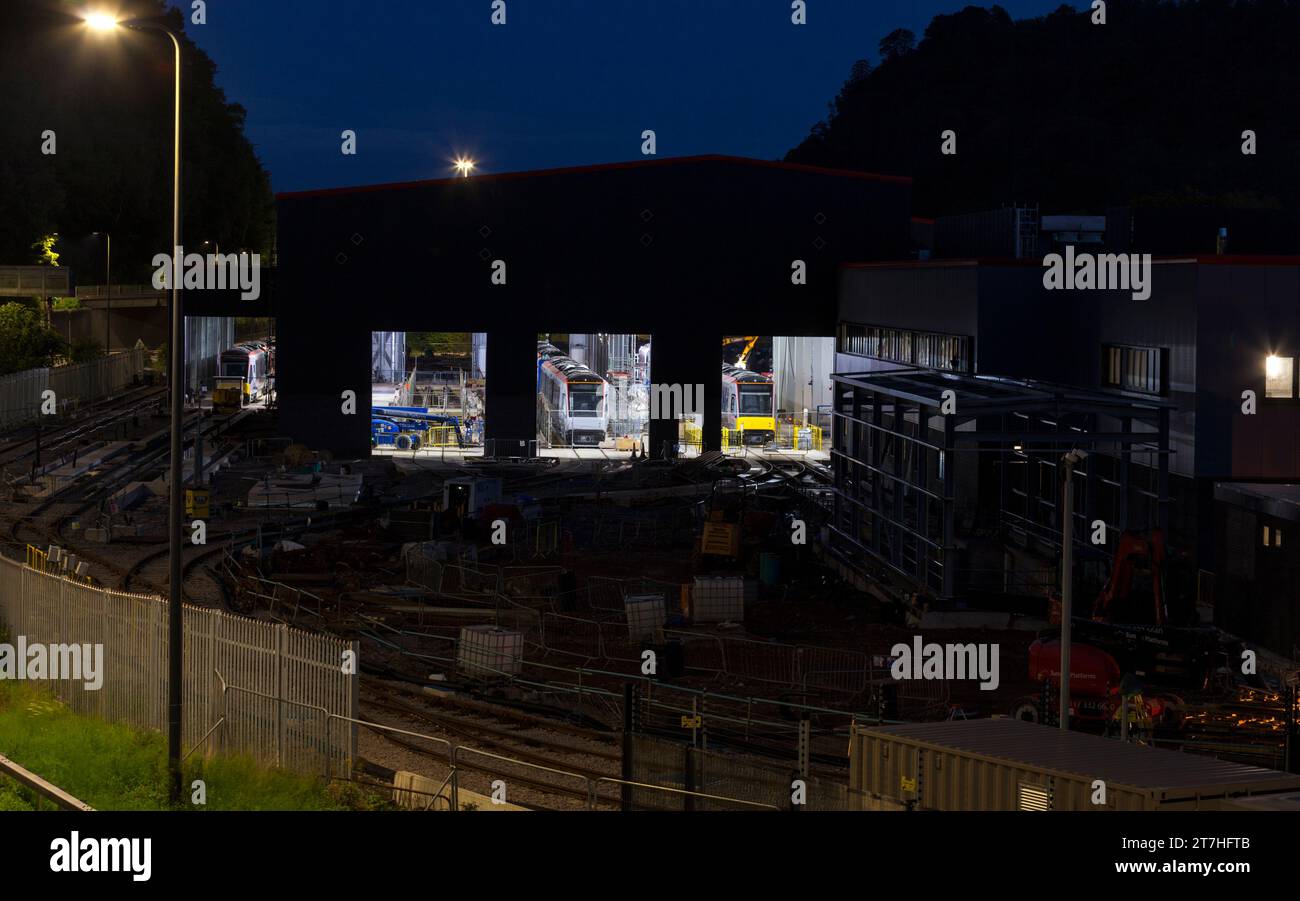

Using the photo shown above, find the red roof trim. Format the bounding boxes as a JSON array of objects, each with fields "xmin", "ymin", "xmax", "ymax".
[
  {"xmin": 840, "ymin": 259, "xmax": 1011, "ymax": 270},
  {"xmin": 277, "ymin": 154, "xmax": 912, "ymax": 201},
  {"xmin": 841, "ymin": 254, "xmax": 1300, "ymax": 270},
  {"xmin": 1183, "ymin": 254, "xmax": 1300, "ymax": 265}
]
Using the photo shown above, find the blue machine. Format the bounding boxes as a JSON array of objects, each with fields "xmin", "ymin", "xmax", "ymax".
[{"xmin": 371, "ymin": 407, "xmax": 464, "ymax": 450}]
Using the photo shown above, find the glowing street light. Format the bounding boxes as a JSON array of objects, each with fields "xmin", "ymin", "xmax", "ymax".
[
  {"xmin": 84, "ymin": 12, "xmax": 118, "ymax": 31},
  {"xmin": 85, "ymin": 9, "xmax": 187, "ymax": 804},
  {"xmin": 454, "ymin": 157, "xmax": 477, "ymax": 177}
]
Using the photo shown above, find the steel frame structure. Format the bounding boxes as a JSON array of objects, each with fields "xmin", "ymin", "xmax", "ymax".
[{"xmin": 828, "ymin": 368, "xmax": 1173, "ymax": 600}]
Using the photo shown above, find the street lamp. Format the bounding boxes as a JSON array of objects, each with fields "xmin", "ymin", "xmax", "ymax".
[
  {"xmin": 84, "ymin": 12, "xmax": 117, "ymax": 31},
  {"xmin": 454, "ymin": 157, "xmax": 476, "ymax": 177},
  {"xmin": 86, "ymin": 10, "xmax": 185, "ymax": 802},
  {"xmin": 1059, "ymin": 448, "xmax": 1088, "ymax": 731},
  {"xmin": 91, "ymin": 232, "xmax": 110, "ymax": 353}
]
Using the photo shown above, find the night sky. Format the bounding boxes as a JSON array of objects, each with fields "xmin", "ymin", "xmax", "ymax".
[{"xmin": 180, "ymin": 0, "xmax": 1078, "ymax": 193}]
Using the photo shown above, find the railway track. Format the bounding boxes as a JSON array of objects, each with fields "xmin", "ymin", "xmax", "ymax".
[
  {"xmin": 0, "ymin": 400, "xmax": 259, "ymax": 605},
  {"xmin": 118, "ymin": 540, "xmax": 232, "ymax": 595},
  {"xmin": 359, "ymin": 692, "xmax": 622, "ymax": 805},
  {"xmin": 359, "ymin": 720, "xmax": 618, "ymax": 809},
  {"xmin": 346, "ymin": 627, "xmax": 855, "ymax": 781},
  {"xmin": 0, "ymin": 384, "xmax": 166, "ymax": 474},
  {"xmin": 361, "ymin": 683, "xmax": 620, "ymax": 761},
  {"xmin": 356, "ymin": 681, "xmax": 621, "ymax": 809},
  {"xmin": 316, "ymin": 585, "xmax": 863, "ymax": 772},
  {"xmin": 356, "ymin": 684, "xmax": 813, "ymax": 811}
]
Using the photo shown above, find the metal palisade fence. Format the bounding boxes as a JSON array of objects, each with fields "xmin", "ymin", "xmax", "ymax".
[
  {"xmin": 0, "ymin": 555, "xmax": 358, "ymax": 775},
  {"xmin": 0, "ymin": 348, "xmax": 147, "ymax": 428}
]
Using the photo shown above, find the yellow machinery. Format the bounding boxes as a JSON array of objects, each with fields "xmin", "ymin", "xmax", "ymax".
[
  {"xmin": 723, "ymin": 335, "xmax": 761, "ymax": 369},
  {"xmin": 213, "ymin": 377, "xmax": 244, "ymax": 413},
  {"xmin": 185, "ymin": 487, "xmax": 211, "ymax": 518}
]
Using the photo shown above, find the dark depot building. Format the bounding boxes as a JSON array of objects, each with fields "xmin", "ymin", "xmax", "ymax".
[{"xmin": 274, "ymin": 155, "xmax": 911, "ymax": 459}]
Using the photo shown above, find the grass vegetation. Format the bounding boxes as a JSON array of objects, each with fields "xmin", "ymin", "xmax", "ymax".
[{"xmin": 0, "ymin": 681, "xmax": 394, "ymax": 811}]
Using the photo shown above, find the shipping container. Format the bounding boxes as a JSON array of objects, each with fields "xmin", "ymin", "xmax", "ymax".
[{"xmin": 849, "ymin": 717, "xmax": 1300, "ymax": 811}]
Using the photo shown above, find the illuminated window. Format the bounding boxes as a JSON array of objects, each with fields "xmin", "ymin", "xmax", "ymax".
[
  {"xmin": 1262, "ymin": 525, "xmax": 1284, "ymax": 548},
  {"xmin": 1263, "ymin": 525, "xmax": 1284, "ymax": 549},
  {"xmin": 839, "ymin": 321, "xmax": 969, "ymax": 371},
  {"xmin": 1265, "ymin": 355, "xmax": 1295, "ymax": 398},
  {"xmin": 1103, "ymin": 344, "xmax": 1163, "ymax": 395}
]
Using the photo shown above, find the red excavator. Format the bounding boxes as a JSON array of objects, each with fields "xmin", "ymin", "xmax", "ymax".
[
  {"xmin": 1011, "ymin": 529, "xmax": 1207, "ymax": 733},
  {"xmin": 1093, "ymin": 529, "xmax": 1167, "ymax": 626}
]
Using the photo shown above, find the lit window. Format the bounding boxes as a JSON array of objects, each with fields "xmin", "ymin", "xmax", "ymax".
[
  {"xmin": 1265, "ymin": 355, "xmax": 1295, "ymax": 398},
  {"xmin": 838, "ymin": 322, "xmax": 969, "ymax": 371},
  {"xmin": 1263, "ymin": 525, "xmax": 1271, "ymax": 546},
  {"xmin": 1103, "ymin": 344, "xmax": 1163, "ymax": 395}
]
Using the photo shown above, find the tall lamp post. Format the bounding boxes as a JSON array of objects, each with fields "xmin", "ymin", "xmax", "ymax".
[
  {"xmin": 1059, "ymin": 448, "xmax": 1087, "ymax": 731},
  {"xmin": 86, "ymin": 11, "xmax": 185, "ymax": 802},
  {"xmin": 92, "ymin": 231, "xmax": 110, "ymax": 353}
]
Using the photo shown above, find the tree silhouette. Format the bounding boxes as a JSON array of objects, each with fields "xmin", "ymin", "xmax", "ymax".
[
  {"xmin": 0, "ymin": 1, "xmax": 274, "ymax": 282},
  {"xmin": 878, "ymin": 29, "xmax": 915, "ymax": 62},
  {"xmin": 787, "ymin": 1, "xmax": 1300, "ymax": 219}
]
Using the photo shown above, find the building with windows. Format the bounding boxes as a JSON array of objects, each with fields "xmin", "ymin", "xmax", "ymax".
[{"xmin": 832, "ymin": 256, "xmax": 1300, "ymax": 652}]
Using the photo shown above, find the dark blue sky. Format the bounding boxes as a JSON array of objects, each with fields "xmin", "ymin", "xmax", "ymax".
[{"xmin": 182, "ymin": 0, "xmax": 1077, "ymax": 193}]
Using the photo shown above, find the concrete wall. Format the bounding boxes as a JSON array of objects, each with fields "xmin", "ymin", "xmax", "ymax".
[
  {"xmin": 50, "ymin": 305, "xmax": 168, "ymax": 353},
  {"xmin": 47, "ymin": 306, "xmax": 231, "ymax": 396},
  {"xmin": 839, "ymin": 263, "xmax": 980, "ymax": 339}
]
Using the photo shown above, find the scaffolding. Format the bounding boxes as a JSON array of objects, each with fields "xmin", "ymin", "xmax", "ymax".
[{"xmin": 828, "ymin": 369, "xmax": 1173, "ymax": 599}]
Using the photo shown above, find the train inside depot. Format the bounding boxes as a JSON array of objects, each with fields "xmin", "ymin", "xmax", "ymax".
[
  {"xmin": 537, "ymin": 340, "xmax": 609, "ymax": 447},
  {"xmin": 720, "ymin": 364, "xmax": 775, "ymax": 446},
  {"xmin": 213, "ymin": 340, "xmax": 274, "ymax": 412}
]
